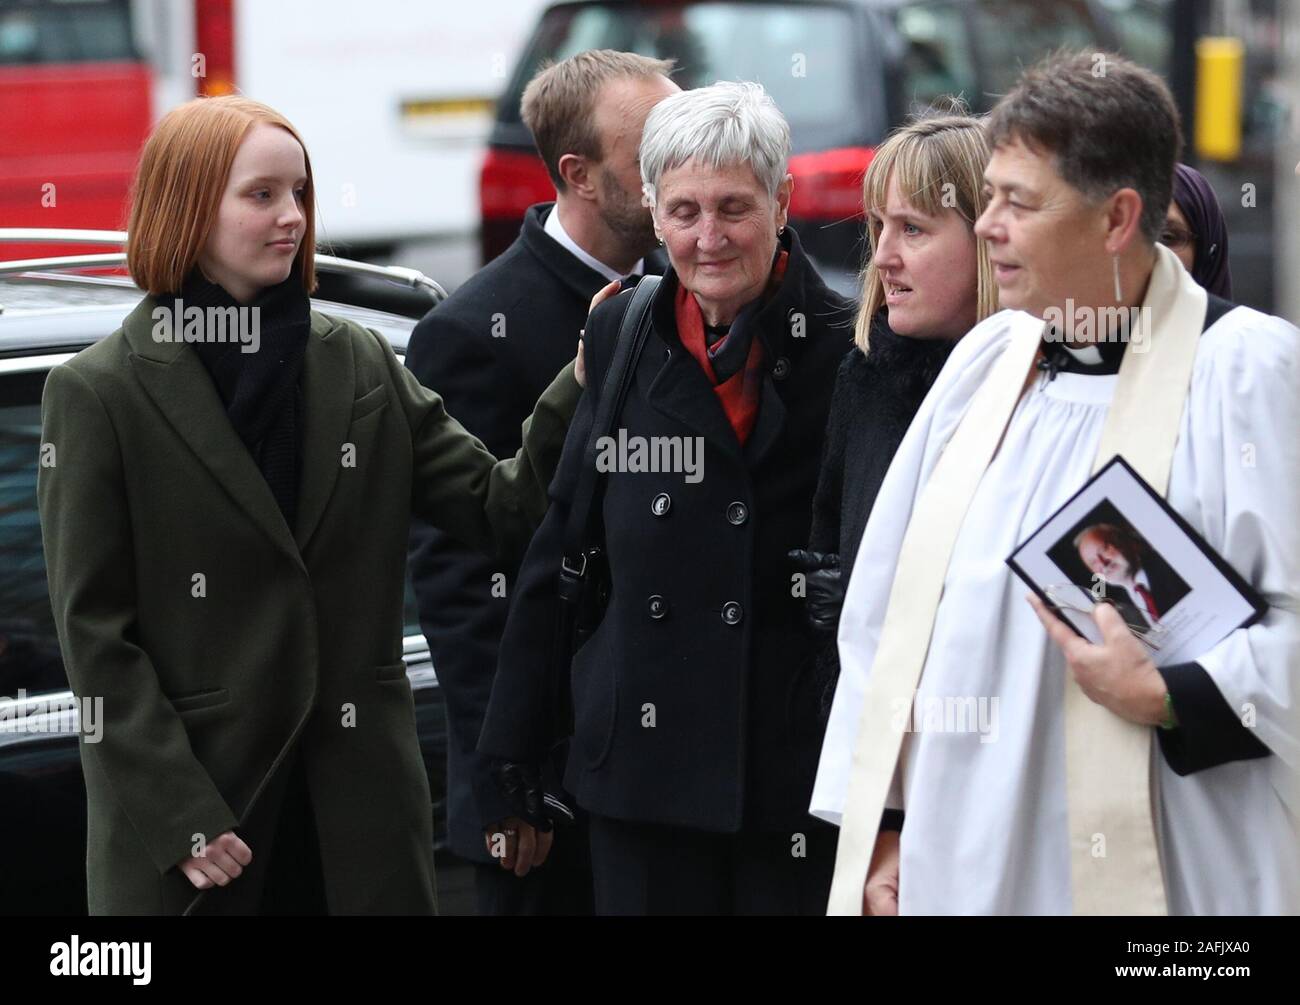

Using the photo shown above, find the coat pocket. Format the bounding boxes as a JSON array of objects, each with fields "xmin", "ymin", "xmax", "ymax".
[
  {"xmin": 167, "ymin": 687, "xmax": 231, "ymax": 714},
  {"xmin": 375, "ymin": 662, "xmax": 409, "ymax": 682},
  {"xmin": 350, "ymin": 385, "xmax": 390, "ymax": 422},
  {"xmin": 569, "ymin": 644, "xmax": 617, "ymax": 769}
]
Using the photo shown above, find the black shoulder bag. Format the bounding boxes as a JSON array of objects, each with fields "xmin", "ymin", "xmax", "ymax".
[{"xmin": 550, "ymin": 276, "xmax": 660, "ymax": 734}]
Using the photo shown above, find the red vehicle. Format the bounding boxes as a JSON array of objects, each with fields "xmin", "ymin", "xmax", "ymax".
[
  {"xmin": 0, "ymin": 0, "xmax": 242, "ymax": 263},
  {"xmin": 481, "ymin": 0, "xmax": 1185, "ymax": 291},
  {"xmin": 0, "ymin": 0, "xmax": 150, "ymax": 259}
]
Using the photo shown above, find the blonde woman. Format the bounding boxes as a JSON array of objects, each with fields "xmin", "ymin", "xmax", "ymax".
[
  {"xmin": 791, "ymin": 110, "xmax": 998, "ymax": 711},
  {"xmin": 37, "ymin": 95, "xmax": 582, "ymax": 915}
]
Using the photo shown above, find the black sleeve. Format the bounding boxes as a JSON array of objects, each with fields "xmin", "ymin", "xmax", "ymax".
[
  {"xmin": 475, "ymin": 292, "xmax": 627, "ymax": 766},
  {"xmin": 1155, "ymin": 661, "xmax": 1272, "ymax": 776},
  {"xmin": 404, "ymin": 307, "xmax": 531, "ymax": 830},
  {"xmin": 407, "ymin": 519, "xmax": 515, "ymax": 828},
  {"xmin": 476, "ymin": 387, "xmax": 595, "ymax": 763},
  {"xmin": 807, "ymin": 358, "xmax": 853, "ymax": 713},
  {"xmin": 807, "ymin": 357, "xmax": 850, "ymax": 557}
]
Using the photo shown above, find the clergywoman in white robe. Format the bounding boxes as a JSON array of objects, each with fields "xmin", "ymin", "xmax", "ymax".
[{"xmin": 811, "ymin": 51, "xmax": 1299, "ymax": 916}]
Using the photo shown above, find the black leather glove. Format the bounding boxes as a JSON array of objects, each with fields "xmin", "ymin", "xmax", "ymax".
[
  {"xmin": 787, "ymin": 548, "xmax": 844, "ymax": 633},
  {"xmin": 488, "ymin": 760, "xmax": 575, "ymax": 832}
]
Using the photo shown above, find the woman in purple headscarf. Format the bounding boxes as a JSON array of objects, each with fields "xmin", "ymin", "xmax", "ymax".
[{"xmin": 1161, "ymin": 162, "xmax": 1233, "ymax": 299}]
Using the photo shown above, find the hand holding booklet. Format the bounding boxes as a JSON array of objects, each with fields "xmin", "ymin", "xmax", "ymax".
[{"xmin": 1007, "ymin": 456, "xmax": 1267, "ymax": 667}]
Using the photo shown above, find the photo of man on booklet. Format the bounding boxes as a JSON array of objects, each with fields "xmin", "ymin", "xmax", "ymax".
[
  {"xmin": 1007, "ymin": 457, "xmax": 1266, "ymax": 668},
  {"xmin": 1043, "ymin": 501, "xmax": 1191, "ymax": 630}
]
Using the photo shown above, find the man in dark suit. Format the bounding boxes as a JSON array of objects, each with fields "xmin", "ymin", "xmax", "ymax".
[{"xmin": 405, "ymin": 50, "xmax": 678, "ymax": 915}]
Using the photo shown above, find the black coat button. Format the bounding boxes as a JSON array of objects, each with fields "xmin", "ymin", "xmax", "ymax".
[
  {"xmin": 651, "ymin": 492, "xmax": 672, "ymax": 517},
  {"xmin": 721, "ymin": 601, "xmax": 743, "ymax": 626},
  {"xmin": 772, "ymin": 356, "xmax": 790, "ymax": 380},
  {"xmin": 726, "ymin": 501, "xmax": 748, "ymax": 526},
  {"xmin": 648, "ymin": 595, "xmax": 669, "ymax": 620}
]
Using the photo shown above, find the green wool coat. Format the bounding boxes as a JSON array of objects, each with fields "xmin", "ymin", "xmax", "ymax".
[{"xmin": 37, "ymin": 297, "xmax": 580, "ymax": 915}]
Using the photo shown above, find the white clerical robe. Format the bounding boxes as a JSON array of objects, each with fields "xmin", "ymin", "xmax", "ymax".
[{"xmin": 811, "ymin": 305, "xmax": 1300, "ymax": 915}]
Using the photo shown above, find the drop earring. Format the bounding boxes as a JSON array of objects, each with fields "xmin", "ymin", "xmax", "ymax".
[{"xmin": 1112, "ymin": 254, "xmax": 1123, "ymax": 302}]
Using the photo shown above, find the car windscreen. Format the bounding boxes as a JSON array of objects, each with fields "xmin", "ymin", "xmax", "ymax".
[
  {"xmin": 0, "ymin": 0, "xmax": 137, "ymax": 64},
  {"xmin": 500, "ymin": 1, "xmax": 860, "ymax": 133},
  {"xmin": 968, "ymin": 0, "xmax": 1119, "ymax": 95}
]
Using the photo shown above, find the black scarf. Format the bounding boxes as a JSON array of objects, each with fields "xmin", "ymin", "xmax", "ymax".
[
  {"xmin": 697, "ymin": 244, "xmax": 787, "ymax": 383},
  {"xmin": 864, "ymin": 308, "xmax": 958, "ymax": 404},
  {"xmin": 177, "ymin": 272, "xmax": 311, "ymax": 528}
]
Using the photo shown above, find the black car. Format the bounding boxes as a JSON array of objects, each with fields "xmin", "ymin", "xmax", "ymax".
[
  {"xmin": 479, "ymin": 0, "xmax": 1182, "ymax": 291},
  {"xmin": 0, "ymin": 230, "xmax": 474, "ymax": 915}
]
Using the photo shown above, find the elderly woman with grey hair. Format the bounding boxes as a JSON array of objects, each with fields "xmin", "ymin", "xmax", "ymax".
[{"xmin": 479, "ymin": 81, "xmax": 854, "ymax": 914}]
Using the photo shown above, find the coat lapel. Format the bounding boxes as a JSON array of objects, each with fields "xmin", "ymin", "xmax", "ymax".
[
  {"xmin": 125, "ymin": 298, "xmax": 303, "ymax": 567},
  {"xmin": 521, "ymin": 203, "xmax": 615, "ymax": 304},
  {"xmin": 124, "ymin": 299, "xmax": 355, "ymax": 563},
  {"xmin": 743, "ymin": 373, "xmax": 787, "ymax": 469},
  {"xmin": 645, "ymin": 345, "xmax": 745, "ymax": 465},
  {"xmin": 642, "ymin": 282, "xmax": 745, "ymax": 465},
  {"xmin": 743, "ymin": 229, "xmax": 823, "ymax": 469},
  {"xmin": 293, "ymin": 312, "xmax": 354, "ymax": 551}
]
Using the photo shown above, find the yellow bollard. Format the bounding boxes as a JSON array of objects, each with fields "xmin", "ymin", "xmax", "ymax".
[{"xmin": 1195, "ymin": 37, "xmax": 1244, "ymax": 162}]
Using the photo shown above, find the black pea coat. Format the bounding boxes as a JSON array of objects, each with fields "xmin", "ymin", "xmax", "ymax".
[
  {"xmin": 405, "ymin": 203, "xmax": 665, "ymax": 861},
  {"xmin": 805, "ymin": 310, "xmax": 955, "ymax": 707},
  {"xmin": 807, "ymin": 311, "xmax": 956, "ymax": 576},
  {"xmin": 478, "ymin": 228, "xmax": 856, "ymax": 833}
]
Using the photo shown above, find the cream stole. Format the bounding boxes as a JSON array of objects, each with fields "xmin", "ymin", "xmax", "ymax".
[{"xmin": 827, "ymin": 244, "xmax": 1207, "ymax": 916}]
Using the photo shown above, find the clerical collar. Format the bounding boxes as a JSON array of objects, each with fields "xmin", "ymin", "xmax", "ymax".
[
  {"xmin": 1060, "ymin": 342, "xmax": 1102, "ymax": 365},
  {"xmin": 543, "ymin": 205, "xmax": 644, "ymax": 283},
  {"xmin": 1037, "ymin": 325, "xmax": 1128, "ymax": 380}
]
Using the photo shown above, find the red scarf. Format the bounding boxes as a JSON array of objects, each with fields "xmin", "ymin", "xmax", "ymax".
[{"xmin": 674, "ymin": 251, "xmax": 788, "ymax": 445}]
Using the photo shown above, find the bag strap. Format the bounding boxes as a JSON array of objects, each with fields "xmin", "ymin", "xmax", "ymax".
[{"xmin": 561, "ymin": 276, "xmax": 660, "ymax": 572}]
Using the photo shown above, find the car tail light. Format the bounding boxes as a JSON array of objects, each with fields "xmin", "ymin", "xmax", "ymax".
[
  {"xmin": 195, "ymin": 0, "xmax": 236, "ymax": 96},
  {"xmin": 788, "ymin": 146, "xmax": 875, "ymax": 222},
  {"xmin": 479, "ymin": 148, "xmax": 555, "ymax": 221}
]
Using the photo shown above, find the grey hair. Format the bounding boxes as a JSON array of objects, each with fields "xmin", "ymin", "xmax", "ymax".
[{"xmin": 639, "ymin": 81, "xmax": 791, "ymax": 207}]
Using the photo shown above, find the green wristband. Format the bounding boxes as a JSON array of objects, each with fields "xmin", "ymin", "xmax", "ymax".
[{"xmin": 1160, "ymin": 690, "xmax": 1179, "ymax": 731}]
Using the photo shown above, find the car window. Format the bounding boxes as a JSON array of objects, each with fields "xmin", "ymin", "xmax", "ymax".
[
  {"xmin": 0, "ymin": 0, "xmax": 136, "ymax": 64},
  {"xmin": 0, "ymin": 369, "xmax": 68, "ymax": 697},
  {"xmin": 895, "ymin": 2, "xmax": 979, "ymax": 113},
  {"xmin": 1103, "ymin": 0, "xmax": 1174, "ymax": 77},
  {"xmin": 970, "ymin": 0, "xmax": 1102, "ymax": 97},
  {"xmin": 503, "ymin": 2, "xmax": 859, "ymax": 132}
]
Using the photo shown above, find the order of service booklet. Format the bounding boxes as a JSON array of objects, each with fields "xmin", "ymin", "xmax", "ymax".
[{"xmin": 1006, "ymin": 456, "xmax": 1267, "ymax": 667}]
